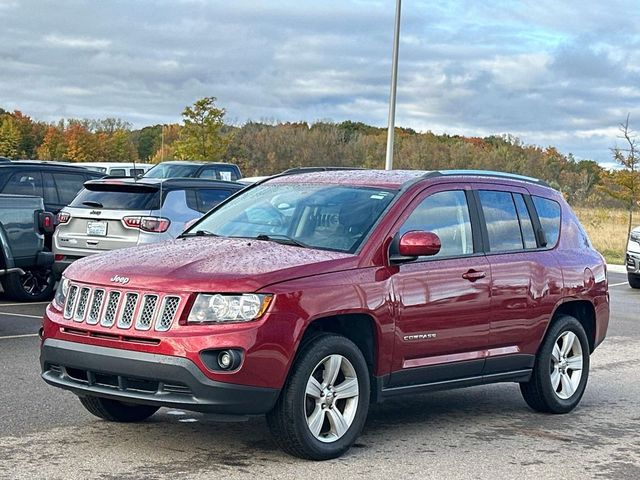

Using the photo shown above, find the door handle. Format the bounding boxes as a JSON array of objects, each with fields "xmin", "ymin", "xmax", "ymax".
[{"xmin": 462, "ymin": 269, "xmax": 486, "ymax": 281}]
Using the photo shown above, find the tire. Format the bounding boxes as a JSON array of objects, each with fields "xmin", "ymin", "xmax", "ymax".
[
  {"xmin": 79, "ymin": 396, "xmax": 159, "ymax": 422},
  {"xmin": 1, "ymin": 267, "xmax": 55, "ymax": 302},
  {"xmin": 628, "ymin": 273, "xmax": 640, "ymax": 289},
  {"xmin": 266, "ymin": 334, "xmax": 370, "ymax": 460},
  {"xmin": 520, "ymin": 315, "xmax": 590, "ymax": 414}
]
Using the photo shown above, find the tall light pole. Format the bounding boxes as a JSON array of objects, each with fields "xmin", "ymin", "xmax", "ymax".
[{"xmin": 385, "ymin": 0, "xmax": 402, "ymax": 171}]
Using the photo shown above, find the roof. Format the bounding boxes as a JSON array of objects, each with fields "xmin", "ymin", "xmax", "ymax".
[
  {"xmin": 0, "ymin": 159, "xmax": 90, "ymax": 169},
  {"xmin": 151, "ymin": 160, "xmax": 237, "ymax": 166},
  {"xmin": 84, "ymin": 177, "xmax": 244, "ymax": 190},
  {"xmin": 265, "ymin": 168, "xmax": 550, "ymax": 190}
]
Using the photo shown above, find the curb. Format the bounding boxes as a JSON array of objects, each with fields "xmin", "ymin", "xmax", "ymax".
[{"xmin": 607, "ymin": 264, "xmax": 627, "ymax": 274}]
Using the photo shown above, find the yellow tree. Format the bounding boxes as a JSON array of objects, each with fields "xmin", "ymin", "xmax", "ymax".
[
  {"xmin": 0, "ymin": 116, "xmax": 21, "ymax": 158},
  {"xmin": 174, "ymin": 97, "xmax": 231, "ymax": 161}
]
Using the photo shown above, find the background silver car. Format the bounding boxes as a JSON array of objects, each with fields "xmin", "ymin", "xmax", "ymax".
[{"xmin": 52, "ymin": 177, "xmax": 243, "ymax": 275}]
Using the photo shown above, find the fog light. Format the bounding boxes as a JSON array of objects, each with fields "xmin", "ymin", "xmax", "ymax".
[{"xmin": 218, "ymin": 351, "xmax": 233, "ymax": 369}]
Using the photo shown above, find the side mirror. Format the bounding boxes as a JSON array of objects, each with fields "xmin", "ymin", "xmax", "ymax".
[{"xmin": 390, "ymin": 231, "xmax": 441, "ymax": 263}]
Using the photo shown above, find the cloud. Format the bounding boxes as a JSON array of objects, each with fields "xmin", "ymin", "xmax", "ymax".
[
  {"xmin": 44, "ymin": 34, "xmax": 111, "ymax": 50},
  {"xmin": 0, "ymin": 0, "xmax": 639, "ymax": 163}
]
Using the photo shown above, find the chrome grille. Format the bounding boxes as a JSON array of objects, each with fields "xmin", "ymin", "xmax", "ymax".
[
  {"xmin": 117, "ymin": 293, "xmax": 139, "ymax": 329},
  {"xmin": 61, "ymin": 283, "xmax": 181, "ymax": 334},
  {"xmin": 86, "ymin": 289, "xmax": 104, "ymax": 325},
  {"xmin": 156, "ymin": 296, "xmax": 180, "ymax": 332},
  {"xmin": 64, "ymin": 285, "xmax": 79, "ymax": 319},
  {"xmin": 135, "ymin": 295, "xmax": 158, "ymax": 331},
  {"xmin": 101, "ymin": 291, "xmax": 121, "ymax": 327},
  {"xmin": 74, "ymin": 287, "xmax": 90, "ymax": 322}
]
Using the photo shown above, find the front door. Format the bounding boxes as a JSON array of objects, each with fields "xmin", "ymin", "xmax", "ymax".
[{"xmin": 388, "ymin": 185, "xmax": 491, "ymax": 388}]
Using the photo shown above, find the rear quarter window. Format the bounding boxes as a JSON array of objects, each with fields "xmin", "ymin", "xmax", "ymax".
[{"xmin": 532, "ymin": 196, "xmax": 561, "ymax": 248}]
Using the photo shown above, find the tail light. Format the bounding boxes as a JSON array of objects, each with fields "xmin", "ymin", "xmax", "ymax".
[
  {"xmin": 57, "ymin": 212, "xmax": 71, "ymax": 224},
  {"xmin": 122, "ymin": 216, "xmax": 171, "ymax": 233},
  {"xmin": 38, "ymin": 212, "xmax": 55, "ymax": 234},
  {"xmin": 55, "ymin": 254, "xmax": 65, "ymax": 261}
]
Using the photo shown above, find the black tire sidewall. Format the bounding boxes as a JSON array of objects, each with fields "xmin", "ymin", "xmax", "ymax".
[
  {"xmin": 628, "ymin": 273, "xmax": 640, "ymax": 289},
  {"xmin": 284, "ymin": 335, "xmax": 370, "ymax": 459},
  {"xmin": 536, "ymin": 316, "xmax": 590, "ymax": 413}
]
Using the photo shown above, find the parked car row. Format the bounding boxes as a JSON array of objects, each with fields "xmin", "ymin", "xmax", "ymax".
[{"xmin": 0, "ymin": 159, "xmax": 245, "ymax": 300}]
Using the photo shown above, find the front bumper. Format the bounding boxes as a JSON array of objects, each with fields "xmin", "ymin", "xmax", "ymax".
[
  {"xmin": 40, "ymin": 338, "xmax": 279, "ymax": 415},
  {"xmin": 626, "ymin": 251, "xmax": 640, "ymax": 274}
]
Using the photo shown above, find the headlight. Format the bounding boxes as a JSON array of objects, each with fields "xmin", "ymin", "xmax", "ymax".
[
  {"xmin": 631, "ymin": 231, "xmax": 640, "ymax": 244},
  {"xmin": 53, "ymin": 276, "xmax": 70, "ymax": 310},
  {"xmin": 187, "ymin": 294, "xmax": 272, "ymax": 324}
]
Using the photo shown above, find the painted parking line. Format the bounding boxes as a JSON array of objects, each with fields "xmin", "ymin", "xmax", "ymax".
[
  {"xmin": 0, "ymin": 312, "xmax": 42, "ymax": 319},
  {"xmin": 609, "ymin": 282, "xmax": 629, "ymax": 288},
  {"xmin": 0, "ymin": 333, "xmax": 39, "ymax": 340},
  {"xmin": 0, "ymin": 301, "xmax": 50, "ymax": 307}
]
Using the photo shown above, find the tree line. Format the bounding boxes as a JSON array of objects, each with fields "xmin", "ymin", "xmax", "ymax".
[{"xmin": 0, "ymin": 99, "xmax": 637, "ymax": 211}]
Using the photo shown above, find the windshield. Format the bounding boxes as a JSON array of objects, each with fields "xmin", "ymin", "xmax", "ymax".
[
  {"xmin": 144, "ymin": 164, "xmax": 200, "ymax": 179},
  {"xmin": 187, "ymin": 183, "xmax": 396, "ymax": 253}
]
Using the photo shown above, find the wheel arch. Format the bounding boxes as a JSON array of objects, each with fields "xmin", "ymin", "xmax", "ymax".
[
  {"xmin": 297, "ymin": 313, "xmax": 378, "ymax": 379},
  {"xmin": 549, "ymin": 300, "xmax": 597, "ymax": 352}
]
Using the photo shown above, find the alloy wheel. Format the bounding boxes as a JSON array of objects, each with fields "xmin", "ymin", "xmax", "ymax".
[
  {"xmin": 550, "ymin": 331, "xmax": 584, "ymax": 400},
  {"xmin": 305, "ymin": 354, "xmax": 359, "ymax": 443}
]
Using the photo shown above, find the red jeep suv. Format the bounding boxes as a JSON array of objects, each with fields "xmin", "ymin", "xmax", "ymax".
[{"xmin": 41, "ymin": 169, "xmax": 609, "ymax": 460}]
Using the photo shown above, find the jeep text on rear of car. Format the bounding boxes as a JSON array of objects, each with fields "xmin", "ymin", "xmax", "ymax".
[{"xmin": 40, "ymin": 169, "xmax": 609, "ymax": 460}]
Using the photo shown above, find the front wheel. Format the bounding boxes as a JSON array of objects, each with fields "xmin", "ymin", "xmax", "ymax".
[
  {"xmin": 266, "ymin": 334, "xmax": 370, "ymax": 460},
  {"xmin": 1, "ymin": 267, "xmax": 55, "ymax": 302},
  {"xmin": 79, "ymin": 396, "xmax": 159, "ymax": 422},
  {"xmin": 520, "ymin": 315, "xmax": 590, "ymax": 413}
]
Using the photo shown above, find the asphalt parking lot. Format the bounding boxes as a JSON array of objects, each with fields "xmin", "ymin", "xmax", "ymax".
[{"xmin": 0, "ymin": 271, "xmax": 638, "ymax": 480}]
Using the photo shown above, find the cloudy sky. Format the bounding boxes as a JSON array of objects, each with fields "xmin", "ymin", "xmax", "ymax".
[{"xmin": 1, "ymin": 0, "xmax": 639, "ymax": 164}]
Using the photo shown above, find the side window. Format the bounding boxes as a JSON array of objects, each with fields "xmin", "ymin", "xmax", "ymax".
[
  {"xmin": 131, "ymin": 169, "xmax": 145, "ymax": 176},
  {"xmin": 400, "ymin": 190, "xmax": 473, "ymax": 258},
  {"xmin": 513, "ymin": 194, "xmax": 537, "ymax": 249},
  {"xmin": 478, "ymin": 190, "xmax": 523, "ymax": 252},
  {"xmin": 53, "ymin": 173, "xmax": 87, "ymax": 205},
  {"xmin": 198, "ymin": 168, "xmax": 218, "ymax": 179},
  {"xmin": 109, "ymin": 168, "xmax": 126, "ymax": 176},
  {"xmin": 532, "ymin": 196, "xmax": 561, "ymax": 248},
  {"xmin": 197, "ymin": 189, "xmax": 234, "ymax": 213},
  {"xmin": 2, "ymin": 171, "xmax": 44, "ymax": 197},
  {"xmin": 42, "ymin": 173, "xmax": 59, "ymax": 204}
]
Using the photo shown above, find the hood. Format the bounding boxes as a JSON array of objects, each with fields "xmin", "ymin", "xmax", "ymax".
[{"xmin": 65, "ymin": 236, "xmax": 359, "ymax": 293}]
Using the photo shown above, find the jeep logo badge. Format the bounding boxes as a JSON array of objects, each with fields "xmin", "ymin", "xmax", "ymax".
[
  {"xmin": 110, "ymin": 275, "xmax": 130, "ymax": 285},
  {"xmin": 90, "ymin": 210, "xmax": 102, "ymax": 215}
]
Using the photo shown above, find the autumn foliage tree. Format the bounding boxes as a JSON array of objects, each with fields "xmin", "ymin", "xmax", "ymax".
[{"xmin": 173, "ymin": 97, "xmax": 231, "ymax": 161}]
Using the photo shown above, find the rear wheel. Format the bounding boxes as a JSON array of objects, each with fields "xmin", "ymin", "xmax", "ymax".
[
  {"xmin": 520, "ymin": 315, "xmax": 590, "ymax": 413},
  {"xmin": 266, "ymin": 334, "xmax": 370, "ymax": 460},
  {"xmin": 79, "ymin": 396, "xmax": 159, "ymax": 422},
  {"xmin": 628, "ymin": 273, "xmax": 640, "ymax": 289},
  {"xmin": 1, "ymin": 267, "xmax": 55, "ymax": 302}
]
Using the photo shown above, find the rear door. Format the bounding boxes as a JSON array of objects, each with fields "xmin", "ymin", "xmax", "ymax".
[
  {"xmin": 55, "ymin": 183, "xmax": 159, "ymax": 254},
  {"xmin": 388, "ymin": 183, "xmax": 492, "ymax": 388},
  {"xmin": 473, "ymin": 185, "xmax": 563, "ymax": 375}
]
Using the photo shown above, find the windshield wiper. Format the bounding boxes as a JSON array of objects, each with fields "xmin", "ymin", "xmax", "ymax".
[
  {"xmin": 180, "ymin": 229, "xmax": 220, "ymax": 238},
  {"xmin": 255, "ymin": 234, "xmax": 310, "ymax": 248},
  {"xmin": 82, "ymin": 201, "xmax": 103, "ymax": 208}
]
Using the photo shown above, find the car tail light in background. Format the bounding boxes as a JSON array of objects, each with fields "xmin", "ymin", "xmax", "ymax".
[
  {"xmin": 57, "ymin": 212, "xmax": 71, "ymax": 224},
  {"xmin": 122, "ymin": 216, "xmax": 171, "ymax": 233},
  {"xmin": 38, "ymin": 211, "xmax": 55, "ymax": 234},
  {"xmin": 55, "ymin": 254, "xmax": 65, "ymax": 261}
]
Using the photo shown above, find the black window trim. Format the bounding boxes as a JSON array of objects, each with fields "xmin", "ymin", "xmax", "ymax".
[
  {"xmin": 388, "ymin": 187, "xmax": 485, "ymax": 264},
  {"xmin": 473, "ymin": 188, "xmax": 560, "ymax": 255}
]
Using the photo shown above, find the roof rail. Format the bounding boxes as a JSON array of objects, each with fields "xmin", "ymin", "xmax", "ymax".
[
  {"xmin": 280, "ymin": 166, "xmax": 365, "ymax": 176},
  {"xmin": 430, "ymin": 169, "xmax": 550, "ymax": 187}
]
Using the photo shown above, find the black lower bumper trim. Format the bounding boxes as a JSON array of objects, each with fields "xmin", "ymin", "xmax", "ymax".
[{"xmin": 40, "ymin": 339, "xmax": 279, "ymax": 415}]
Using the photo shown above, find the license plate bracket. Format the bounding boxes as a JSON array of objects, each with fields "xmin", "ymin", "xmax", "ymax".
[{"xmin": 86, "ymin": 221, "xmax": 107, "ymax": 237}]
